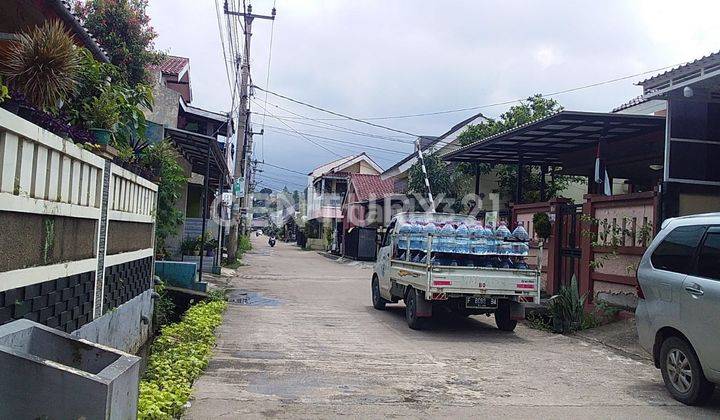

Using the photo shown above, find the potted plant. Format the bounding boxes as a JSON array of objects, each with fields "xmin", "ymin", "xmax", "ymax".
[
  {"xmin": 180, "ymin": 238, "xmax": 198, "ymax": 256},
  {"xmin": 0, "ymin": 20, "xmax": 80, "ymax": 112},
  {"xmin": 205, "ymin": 238, "xmax": 219, "ymax": 257},
  {"xmin": 85, "ymin": 91, "xmax": 119, "ymax": 145}
]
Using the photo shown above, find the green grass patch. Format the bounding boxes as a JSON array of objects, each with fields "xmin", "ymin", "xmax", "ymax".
[{"xmin": 138, "ymin": 296, "xmax": 227, "ymax": 419}]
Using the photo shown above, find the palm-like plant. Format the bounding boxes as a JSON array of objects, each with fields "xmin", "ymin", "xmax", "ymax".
[{"xmin": 1, "ymin": 20, "xmax": 81, "ymax": 110}]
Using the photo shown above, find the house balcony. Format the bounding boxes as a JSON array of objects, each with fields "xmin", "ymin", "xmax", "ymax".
[{"xmin": 307, "ymin": 193, "xmax": 344, "ymax": 220}]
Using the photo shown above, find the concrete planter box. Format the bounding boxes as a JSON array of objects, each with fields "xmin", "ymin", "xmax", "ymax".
[
  {"xmin": 0, "ymin": 319, "xmax": 141, "ymax": 420},
  {"xmin": 182, "ymin": 255, "xmax": 216, "ymax": 273}
]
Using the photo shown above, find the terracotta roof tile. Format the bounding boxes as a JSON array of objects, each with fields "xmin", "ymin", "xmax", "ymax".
[
  {"xmin": 349, "ymin": 173, "xmax": 394, "ymax": 202},
  {"xmin": 159, "ymin": 55, "xmax": 189, "ymax": 75}
]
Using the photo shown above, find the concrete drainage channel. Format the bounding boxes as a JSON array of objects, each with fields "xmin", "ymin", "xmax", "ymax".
[{"xmin": 227, "ymin": 290, "xmax": 282, "ymax": 307}]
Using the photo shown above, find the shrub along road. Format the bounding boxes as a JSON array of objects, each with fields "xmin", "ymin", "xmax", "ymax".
[{"xmin": 184, "ymin": 235, "xmax": 720, "ymax": 419}]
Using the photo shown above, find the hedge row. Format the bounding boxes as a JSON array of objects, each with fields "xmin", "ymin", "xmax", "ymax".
[{"xmin": 138, "ymin": 299, "xmax": 227, "ymax": 419}]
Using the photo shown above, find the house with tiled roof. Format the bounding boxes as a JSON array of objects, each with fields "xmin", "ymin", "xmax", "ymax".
[
  {"xmin": 340, "ymin": 173, "xmax": 395, "ymax": 260},
  {"xmin": 143, "ymin": 55, "xmax": 234, "ymax": 262},
  {"xmin": 304, "ymin": 153, "xmax": 383, "ymax": 251}
]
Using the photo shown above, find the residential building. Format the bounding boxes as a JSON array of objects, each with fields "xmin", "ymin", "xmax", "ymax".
[
  {"xmin": 340, "ymin": 173, "xmax": 395, "ymax": 260},
  {"xmin": 305, "ymin": 153, "xmax": 382, "ymax": 251},
  {"xmin": 444, "ymin": 50, "xmax": 720, "ymax": 309},
  {"xmin": 144, "ymin": 56, "xmax": 233, "ymax": 262}
]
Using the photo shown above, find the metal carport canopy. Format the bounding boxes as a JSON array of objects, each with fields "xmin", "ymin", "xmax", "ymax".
[
  {"xmin": 165, "ymin": 127, "xmax": 231, "ymax": 187},
  {"xmin": 442, "ymin": 110, "xmax": 666, "ymax": 166}
]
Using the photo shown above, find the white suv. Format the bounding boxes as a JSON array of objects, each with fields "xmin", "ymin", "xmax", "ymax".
[{"xmin": 636, "ymin": 213, "xmax": 720, "ymax": 405}]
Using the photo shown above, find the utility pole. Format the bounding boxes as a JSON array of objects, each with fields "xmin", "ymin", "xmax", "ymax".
[{"xmin": 224, "ymin": 2, "xmax": 275, "ymax": 259}]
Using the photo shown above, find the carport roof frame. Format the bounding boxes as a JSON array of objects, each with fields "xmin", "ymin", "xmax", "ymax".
[
  {"xmin": 165, "ymin": 127, "xmax": 230, "ymax": 187},
  {"xmin": 442, "ymin": 110, "xmax": 666, "ymax": 166}
]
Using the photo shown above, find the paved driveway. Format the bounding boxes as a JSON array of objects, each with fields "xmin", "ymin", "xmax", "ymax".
[{"xmin": 184, "ymin": 236, "xmax": 720, "ymax": 419}]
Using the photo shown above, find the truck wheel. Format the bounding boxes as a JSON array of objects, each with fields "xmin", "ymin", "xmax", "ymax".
[
  {"xmin": 405, "ymin": 288, "xmax": 425, "ymax": 330},
  {"xmin": 371, "ymin": 276, "xmax": 387, "ymax": 310},
  {"xmin": 495, "ymin": 300, "xmax": 517, "ymax": 332},
  {"xmin": 660, "ymin": 336, "xmax": 715, "ymax": 405}
]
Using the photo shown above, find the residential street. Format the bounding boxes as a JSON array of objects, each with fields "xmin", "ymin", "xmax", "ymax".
[{"xmin": 185, "ymin": 235, "xmax": 720, "ymax": 419}]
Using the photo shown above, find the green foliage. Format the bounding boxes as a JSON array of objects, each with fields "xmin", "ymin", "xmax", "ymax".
[
  {"xmin": 180, "ymin": 237, "xmax": 199, "ymax": 256},
  {"xmin": 548, "ymin": 274, "xmax": 587, "ymax": 333},
  {"xmin": 457, "ymin": 95, "xmax": 584, "ymax": 202},
  {"xmin": 0, "ymin": 76, "xmax": 9, "ymax": 103},
  {"xmin": 140, "ymin": 140, "xmax": 187, "ymax": 253},
  {"xmin": 86, "ymin": 90, "xmax": 120, "ymax": 129},
  {"xmin": 66, "ymin": 49, "xmax": 153, "ymax": 151},
  {"xmin": 138, "ymin": 298, "xmax": 227, "ymax": 419},
  {"xmin": 238, "ymin": 235, "xmax": 252, "ymax": 253},
  {"xmin": 407, "ymin": 153, "xmax": 473, "ymax": 212},
  {"xmin": 580, "ymin": 214, "xmax": 654, "ymax": 270},
  {"xmin": 152, "ymin": 281, "xmax": 176, "ymax": 328},
  {"xmin": 1, "ymin": 20, "xmax": 81, "ymax": 110},
  {"xmin": 74, "ymin": 0, "xmax": 164, "ymax": 86},
  {"xmin": 533, "ymin": 212, "xmax": 552, "ymax": 242}
]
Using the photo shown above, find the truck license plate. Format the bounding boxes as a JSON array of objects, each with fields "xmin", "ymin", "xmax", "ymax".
[{"xmin": 466, "ymin": 297, "xmax": 497, "ymax": 309}]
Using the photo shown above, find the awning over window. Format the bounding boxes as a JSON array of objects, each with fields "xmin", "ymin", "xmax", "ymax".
[{"xmin": 443, "ymin": 111, "xmax": 666, "ymax": 167}]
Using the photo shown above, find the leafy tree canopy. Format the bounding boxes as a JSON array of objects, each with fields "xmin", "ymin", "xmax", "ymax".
[
  {"xmin": 456, "ymin": 94, "xmax": 584, "ymax": 203},
  {"xmin": 74, "ymin": 0, "xmax": 164, "ymax": 86}
]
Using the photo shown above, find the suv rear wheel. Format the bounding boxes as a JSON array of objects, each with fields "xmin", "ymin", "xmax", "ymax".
[{"xmin": 659, "ymin": 336, "xmax": 715, "ymax": 405}]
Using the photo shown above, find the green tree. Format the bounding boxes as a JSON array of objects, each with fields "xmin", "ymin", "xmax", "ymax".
[
  {"xmin": 407, "ymin": 153, "xmax": 473, "ymax": 212},
  {"xmin": 140, "ymin": 140, "xmax": 187, "ymax": 254},
  {"xmin": 456, "ymin": 94, "xmax": 584, "ymax": 202},
  {"xmin": 74, "ymin": 0, "xmax": 164, "ymax": 86}
]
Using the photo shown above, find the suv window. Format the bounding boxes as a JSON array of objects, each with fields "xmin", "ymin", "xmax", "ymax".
[
  {"xmin": 697, "ymin": 230, "xmax": 720, "ymax": 281},
  {"xmin": 650, "ymin": 225, "xmax": 706, "ymax": 274}
]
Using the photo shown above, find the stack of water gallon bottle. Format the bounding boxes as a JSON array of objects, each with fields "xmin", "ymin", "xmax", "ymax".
[{"xmin": 396, "ymin": 220, "xmax": 530, "ymax": 268}]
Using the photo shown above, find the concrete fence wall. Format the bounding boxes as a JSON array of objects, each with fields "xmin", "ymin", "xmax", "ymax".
[{"xmin": 0, "ymin": 108, "xmax": 157, "ymax": 353}]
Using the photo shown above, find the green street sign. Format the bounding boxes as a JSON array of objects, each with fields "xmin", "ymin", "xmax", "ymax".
[{"xmin": 234, "ymin": 178, "xmax": 245, "ymax": 197}]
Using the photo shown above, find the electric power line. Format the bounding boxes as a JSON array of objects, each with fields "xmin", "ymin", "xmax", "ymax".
[
  {"xmin": 252, "ymin": 100, "xmax": 344, "ymax": 157},
  {"xmin": 252, "ymin": 85, "xmax": 423, "ymax": 138},
  {"xmin": 251, "ymin": 98, "xmax": 416, "ymax": 145},
  {"xmin": 254, "ymin": 61, "xmax": 688, "ymax": 122},
  {"xmin": 263, "ymin": 125, "xmax": 409, "ymax": 156},
  {"xmin": 258, "ymin": 161, "xmax": 307, "ymax": 176}
]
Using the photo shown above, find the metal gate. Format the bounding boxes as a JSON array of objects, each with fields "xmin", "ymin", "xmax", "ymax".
[{"xmin": 556, "ymin": 203, "xmax": 583, "ymax": 287}]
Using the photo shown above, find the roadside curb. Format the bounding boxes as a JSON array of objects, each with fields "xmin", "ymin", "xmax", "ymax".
[{"xmin": 571, "ymin": 331, "xmax": 653, "ymax": 363}]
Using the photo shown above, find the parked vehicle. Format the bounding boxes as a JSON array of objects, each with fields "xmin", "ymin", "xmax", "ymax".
[
  {"xmin": 636, "ymin": 213, "xmax": 720, "ymax": 405},
  {"xmin": 268, "ymin": 236, "xmax": 276, "ymax": 247},
  {"xmin": 371, "ymin": 212, "xmax": 540, "ymax": 330}
]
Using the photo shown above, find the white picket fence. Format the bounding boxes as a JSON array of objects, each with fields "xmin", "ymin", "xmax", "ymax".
[
  {"xmin": 0, "ymin": 109, "xmax": 105, "ymax": 220},
  {"xmin": 0, "ymin": 108, "xmax": 157, "ymax": 318}
]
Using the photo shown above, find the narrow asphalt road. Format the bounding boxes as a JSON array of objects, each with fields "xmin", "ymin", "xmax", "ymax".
[{"xmin": 184, "ymin": 235, "xmax": 720, "ymax": 419}]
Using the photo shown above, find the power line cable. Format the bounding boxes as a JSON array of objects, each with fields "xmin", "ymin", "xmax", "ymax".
[
  {"xmin": 260, "ymin": 0, "xmax": 278, "ymax": 162},
  {"xmin": 252, "ymin": 85, "xmax": 423, "ymax": 138},
  {"xmin": 253, "ymin": 100, "xmax": 344, "ymax": 157},
  {"xmin": 256, "ymin": 61, "xmax": 688, "ymax": 122},
  {"xmin": 263, "ymin": 125, "xmax": 409, "ymax": 156},
  {"xmin": 252, "ymin": 98, "xmax": 416, "ymax": 144},
  {"xmin": 258, "ymin": 161, "xmax": 307, "ymax": 175}
]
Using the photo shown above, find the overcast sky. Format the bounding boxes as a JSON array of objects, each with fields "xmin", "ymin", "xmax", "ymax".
[{"xmin": 148, "ymin": 0, "xmax": 720, "ymax": 191}]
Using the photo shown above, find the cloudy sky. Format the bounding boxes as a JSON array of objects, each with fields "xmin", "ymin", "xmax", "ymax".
[{"xmin": 148, "ymin": 0, "xmax": 720, "ymax": 191}]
